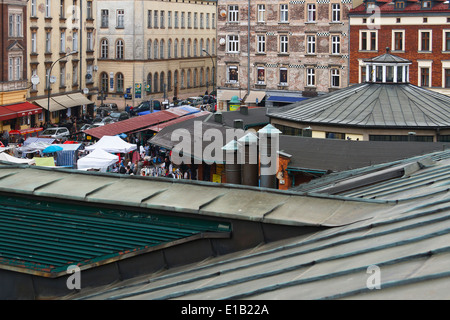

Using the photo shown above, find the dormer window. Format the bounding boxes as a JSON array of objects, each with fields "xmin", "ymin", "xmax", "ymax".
[
  {"xmin": 366, "ymin": 1, "xmax": 376, "ymax": 9},
  {"xmin": 363, "ymin": 48, "xmax": 412, "ymax": 84},
  {"xmin": 422, "ymin": 1, "xmax": 432, "ymax": 8},
  {"xmin": 395, "ymin": 1, "xmax": 405, "ymax": 9}
]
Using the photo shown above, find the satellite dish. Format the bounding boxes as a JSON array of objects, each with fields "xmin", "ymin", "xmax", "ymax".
[
  {"xmin": 31, "ymin": 74, "xmax": 40, "ymax": 85},
  {"xmin": 83, "ymin": 88, "xmax": 89, "ymax": 94}
]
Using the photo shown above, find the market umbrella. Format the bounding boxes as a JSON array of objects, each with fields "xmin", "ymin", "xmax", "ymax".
[{"xmin": 42, "ymin": 145, "xmax": 63, "ymax": 154}]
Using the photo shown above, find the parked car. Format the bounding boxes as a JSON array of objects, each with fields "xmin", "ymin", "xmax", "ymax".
[
  {"xmin": 130, "ymin": 100, "xmax": 161, "ymax": 116},
  {"xmin": 39, "ymin": 127, "xmax": 70, "ymax": 140},
  {"xmin": 202, "ymin": 95, "xmax": 216, "ymax": 105},
  {"xmin": 109, "ymin": 111, "xmax": 129, "ymax": 122},
  {"xmin": 187, "ymin": 97, "xmax": 203, "ymax": 106},
  {"xmin": 99, "ymin": 103, "xmax": 118, "ymax": 111}
]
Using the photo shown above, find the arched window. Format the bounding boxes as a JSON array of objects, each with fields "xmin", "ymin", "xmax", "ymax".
[
  {"xmin": 147, "ymin": 73, "xmax": 152, "ymax": 93},
  {"xmin": 206, "ymin": 39, "xmax": 210, "ymax": 54},
  {"xmin": 100, "ymin": 72, "xmax": 108, "ymax": 92},
  {"xmin": 200, "ymin": 68, "xmax": 204, "ymax": 86},
  {"xmin": 116, "ymin": 39, "xmax": 124, "ymax": 59},
  {"xmin": 168, "ymin": 39, "xmax": 172, "ymax": 58},
  {"xmin": 154, "ymin": 39, "xmax": 158, "ymax": 59},
  {"xmin": 100, "ymin": 39, "xmax": 108, "ymax": 59},
  {"xmin": 174, "ymin": 39, "xmax": 178, "ymax": 58},
  {"xmin": 168, "ymin": 71, "xmax": 172, "ymax": 91},
  {"xmin": 187, "ymin": 69, "xmax": 191, "ymax": 88},
  {"xmin": 174, "ymin": 70, "xmax": 178, "ymax": 92},
  {"xmin": 160, "ymin": 39, "xmax": 165, "ymax": 59},
  {"xmin": 194, "ymin": 69, "xmax": 197, "ymax": 87},
  {"xmin": 160, "ymin": 72, "xmax": 165, "ymax": 93},
  {"xmin": 147, "ymin": 39, "xmax": 152, "ymax": 59},
  {"xmin": 181, "ymin": 39, "xmax": 185, "ymax": 58},
  {"xmin": 181, "ymin": 70, "xmax": 185, "ymax": 88},
  {"xmin": 153, "ymin": 72, "xmax": 158, "ymax": 92},
  {"xmin": 212, "ymin": 39, "xmax": 215, "ymax": 55},
  {"xmin": 116, "ymin": 73, "xmax": 124, "ymax": 93},
  {"xmin": 187, "ymin": 39, "xmax": 191, "ymax": 57},
  {"xmin": 200, "ymin": 39, "xmax": 204, "ymax": 56},
  {"xmin": 206, "ymin": 67, "xmax": 210, "ymax": 87},
  {"xmin": 194, "ymin": 39, "xmax": 198, "ymax": 57}
]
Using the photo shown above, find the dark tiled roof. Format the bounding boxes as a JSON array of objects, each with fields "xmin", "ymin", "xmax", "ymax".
[
  {"xmin": 269, "ymin": 83, "xmax": 450, "ymax": 129},
  {"xmin": 350, "ymin": 0, "xmax": 450, "ymax": 14}
]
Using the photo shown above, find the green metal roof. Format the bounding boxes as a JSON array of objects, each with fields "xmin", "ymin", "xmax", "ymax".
[{"xmin": 0, "ymin": 195, "xmax": 231, "ymax": 277}]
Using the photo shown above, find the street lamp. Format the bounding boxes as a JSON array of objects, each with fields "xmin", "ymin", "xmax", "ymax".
[
  {"xmin": 202, "ymin": 48, "xmax": 215, "ymax": 96},
  {"xmin": 46, "ymin": 50, "xmax": 77, "ymax": 125}
]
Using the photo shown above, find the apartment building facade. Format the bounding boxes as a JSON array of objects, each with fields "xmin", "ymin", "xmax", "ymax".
[
  {"xmin": 216, "ymin": 0, "xmax": 353, "ymax": 110},
  {"xmin": 27, "ymin": 0, "xmax": 97, "ymax": 125},
  {"xmin": 349, "ymin": 0, "xmax": 450, "ymax": 91},
  {"xmin": 0, "ymin": 0, "xmax": 44, "ymax": 133},
  {"xmin": 96, "ymin": 0, "xmax": 217, "ymax": 109}
]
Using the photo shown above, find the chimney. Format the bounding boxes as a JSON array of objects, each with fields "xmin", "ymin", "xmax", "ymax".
[
  {"xmin": 238, "ymin": 132, "xmax": 259, "ymax": 187},
  {"xmin": 240, "ymin": 105, "xmax": 248, "ymax": 115},
  {"xmin": 234, "ymin": 119, "xmax": 244, "ymax": 129}
]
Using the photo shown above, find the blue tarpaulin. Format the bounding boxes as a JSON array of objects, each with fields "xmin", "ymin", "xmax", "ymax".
[
  {"xmin": 55, "ymin": 144, "xmax": 84, "ymax": 168},
  {"xmin": 266, "ymin": 96, "xmax": 308, "ymax": 103}
]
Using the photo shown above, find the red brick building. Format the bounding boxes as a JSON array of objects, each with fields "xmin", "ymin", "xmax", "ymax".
[{"xmin": 349, "ymin": 0, "xmax": 450, "ymax": 89}]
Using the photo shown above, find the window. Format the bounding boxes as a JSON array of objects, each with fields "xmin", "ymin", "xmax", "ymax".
[
  {"xmin": 206, "ymin": 13, "xmax": 210, "ymax": 28},
  {"xmin": 445, "ymin": 69, "xmax": 450, "ymax": 88},
  {"xmin": 194, "ymin": 12, "xmax": 198, "ymax": 28},
  {"xmin": 147, "ymin": 10, "xmax": 152, "ymax": 28},
  {"xmin": 212, "ymin": 13, "xmax": 216, "ymax": 29},
  {"xmin": 181, "ymin": 12, "xmax": 185, "ymax": 28},
  {"xmin": 227, "ymin": 35, "xmax": 239, "ymax": 53},
  {"xmin": 168, "ymin": 39, "xmax": 172, "ymax": 58},
  {"xmin": 87, "ymin": 32, "xmax": 93, "ymax": 51},
  {"xmin": 332, "ymin": 4, "xmax": 340, "ymax": 22},
  {"xmin": 419, "ymin": 31, "xmax": 431, "ymax": 51},
  {"xmin": 200, "ymin": 13, "xmax": 203, "ymax": 28},
  {"xmin": 169, "ymin": 11, "xmax": 172, "ymax": 28},
  {"xmin": 100, "ymin": 72, "xmax": 108, "ymax": 92},
  {"xmin": 175, "ymin": 12, "xmax": 179, "ymax": 28},
  {"xmin": 31, "ymin": 0, "xmax": 37, "ymax": 17},
  {"xmin": 160, "ymin": 11, "xmax": 165, "ymax": 28},
  {"xmin": 422, "ymin": 1, "xmax": 431, "ymax": 8},
  {"xmin": 331, "ymin": 69, "xmax": 340, "ymax": 87},
  {"xmin": 160, "ymin": 39, "xmax": 165, "ymax": 58},
  {"xmin": 116, "ymin": 73, "xmax": 124, "ymax": 93},
  {"xmin": 393, "ymin": 31, "xmax": 404, "ymax": 51},
  {"xmin": 420, "ymin": 67, "xmax": 430, "ymax": 86},
  {"xmin": 154, "ymin": 11, "xmax": 159, "ymax": 28},
  {"xmin": 331, "ymin": 35, "xmax": 340, "ymax": 54},
  {"xmin": 31, "ymin": 33, "xmax": 37, "ymax": 53},
  {"xmin": 257, "ymin": 67, "xmax": 265, "ymax": 84},
  {"xmin": 101, "ymin": 10, "xmax": 109, "ymax": 28},
  {"xmin": 46, "ymin": 31, "xmax": 51, "ymax": 53},
  {"xmin": 307, "ymin": 35, "xmax": 316, "ymax": 54},
  {"xmin": 45, "ymin": 0, "xmax": 51, "ymax": 18},
  {"xmin": 60, "ymin": 64, "xmax": 66, "ymax": 87},
  {"xmin": 307, "ymin": 4, "xmax": 316, "ymax": 22},
  {"xmin": 395, "ymin": 1, "xmax": 405, "ymax": 9},
  {"xmin": 280, "ymin": 4, "xmax": 289, "ymax": 23},
  {"xmin": 116, "ymin": 39, "xmax": 124, "ymax": 59},
  {"xmin": 101, "ymin": 39, "xmax": 108, "ymax": 59},
  {"xmin": 154, "ymin": 40, "xmax": 159, "ymax": 59},
  {"xmin": 360, "ymin": 30, "xmax": 377, "ymax": 51},
  {"xmin": 444, "ymin": 31, "xmax": 450, "ymax": 51},
  {"xmin": 181, "ymin": 39, "xmax": 185, "ymax": 57},
  {"xmin": 188, "ymin": 12, "xmax": 192, "ymax": 28},
  {"xmin": 72, "ymin": 64, "xmax": 78, "ymax": 85},
  {"xmin": 87, "ymin": 1, "xmax": 93, "ymax": 19},
  {"xmin": 279, "ymin": 68, "xmax": 288, "ymax": 85},
  {"xmin": 257, "ymin": 4, "xmax": 265, "ymax": 23},
  {"xmin": 280, "ymin": 35, "xmax": 289, "ymax": 53},
  {"xmin": 60, "ymin": 0, "xmax": 65, "ymax": 18},
  {"xmin": 60, "ymin": 31, "xmax": 66, "ymax": 52},
  {"xmin": 257, "ymin": 35, "xmax": 266, "ymax": 53},
  {"xmin": 8, "ymin": 56, "xmax": 22, "ymax": 81},
  {"xmin": 187, "ymin": 39, "xmax": 191, "ymax": 57},
  {"xmin": 307, "ymin": 68, "xmax": 315, "ymax": 86},
  {"xmin": 72, "ymin": 31, "xmax": 78, "ymax": 51},
  {"xmin": 117, "ymin": 10, "xmax": 124, "ymax": 28},
  {"xmin": 174, "ymin": 39, "xmax": 178, "ymax": 58},
  {"xmin": 8, "ymin": 12, "xmax": 23, "ymax": 37},
  {"xmin": 228, "ymin": 5, "xmax": 239, "ymax": 22},
  {"xmin": 228, "ymin": 66, "xmax": 238, "ymax": 83}
]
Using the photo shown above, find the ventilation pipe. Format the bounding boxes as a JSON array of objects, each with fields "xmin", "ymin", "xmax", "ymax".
[
  {"xmin": 258, "ymin": 124, "xmax": 281, "ymax": 189},
  {"xmin": 238, "ymin": 132, "xmax": 259, "ymax": 186},
  {"xmin": 221, "ymin": 139, "xmax": 242, "ymax": 185}
]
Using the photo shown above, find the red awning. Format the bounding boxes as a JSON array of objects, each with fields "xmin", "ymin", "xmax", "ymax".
[{"xmin": 0, "ymin": 102, "xmax": 42, "ymax": 121}]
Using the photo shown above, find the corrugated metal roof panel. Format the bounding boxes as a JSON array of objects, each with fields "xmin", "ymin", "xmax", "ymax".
[{"xmin": 0, "ymin": 195, "xmax": 231, "ymax": 277}]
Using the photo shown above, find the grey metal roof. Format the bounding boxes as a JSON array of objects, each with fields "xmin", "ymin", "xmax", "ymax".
[
  {"xmin": 70, "ymin": 150, "xmax": 450, "ymax": 300},
  {"xmin": 269, "ymin": 83, "xmax": 450, "ymax": 128},
  {"xmin": 363, "ymin": 52, "xmax": 411, "ymax": 64}
]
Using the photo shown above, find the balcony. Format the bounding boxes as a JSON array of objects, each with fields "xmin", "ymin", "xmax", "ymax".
[{"xmin": 0, "ymin": 80, "xmax": 28, "ymax": 92}]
